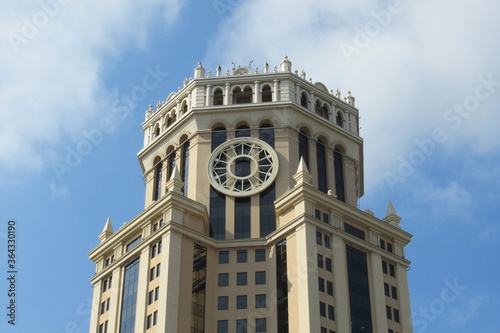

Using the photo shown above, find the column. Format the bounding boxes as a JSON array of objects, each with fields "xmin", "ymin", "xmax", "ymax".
[
  {"xmin": 370, "ymin": 252, "xmax": 389, "ymax": 333},
  {"xmin": 206, "ymin": 84, "xmax": 212, "ymax": 106},
  {"xmin": 224, "ymin": 82, "xmax": 231, "ymax": 105},
  {"xmin": 273, "ymin": 79, "xmax": 279, "ymax": 101},
  {"xmin": 254, "ymin": 81, "xmax": 260, "ymax": 103},
  {"xmin": 331, "ymin": 234, "xmax": 350, "ymax": 332},
  {"xmin": 396, "ymin": 264, "xmax": 413, "ymax": 333}
]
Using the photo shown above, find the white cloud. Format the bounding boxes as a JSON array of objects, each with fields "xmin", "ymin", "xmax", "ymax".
[
  {"xmin": 0, "ymin": 0, "xmax": 184, "ymax": 185},
  {"xmin": 204, "ymin": 0, "xmax": 500, "ymax": 189},
  {"xmin": 449, "ymin": 296, "xmax": 489, "ymax": 325}
]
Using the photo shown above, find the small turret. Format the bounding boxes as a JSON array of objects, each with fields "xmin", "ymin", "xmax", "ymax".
[
  {"xmin": 280, "ymin": 55, "xmax": 292, "ymax": 72},
  {"xmin": 345, "ymin": 91, "xmax": 355, "ymax": 107},
  {"xmin": 194, "ymin": 62, "xmax": 205, "ymax": 79}
]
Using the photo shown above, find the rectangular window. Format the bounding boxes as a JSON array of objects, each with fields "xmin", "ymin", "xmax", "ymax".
[
  {"xmin": 320, "ymin": 302, "xmax": 326, "ymax": 317},
  {"xmin": 326, "ymin": 281, "xmax": 333, "ymax": 296},
  {"xmin": 156, "ymin": 263, "xmax": 160, "ymax": 277},
  {"xmin": 235, "ymin": 197, "xmax": 251, "ymax": 239},
  {"xmin": 391, "ymin": 286, "xmax": 398, "ymax": 300},
  {"xmin": 237, "ymin": 250, "xmax": 248, "ymax": 263},
  {"xmin": 380, "ymin": 239, "xmax": 386, "ymax": 250},
  {"xmin": 149, "ymin": 267, "xmax": 155, "ymax": 281},
  {"xmin": 255, "ymin": 249, "xmax": 266, "ymax": 262},
  {"xmin": 389, "ymin": 264, "xmax": 396, "ymax": 277},
  {"xmin": 328, "ymin": 305, "xmax": 335, "ymax": 320},
  {"xmin": 146, "ymin": 314, "xmax": 152, "ymax": 329},
  {"xmin": 237, "ymin": 295, "xmax": 248, "ymax": 309},
  {"xmin": 344, "ymin": 223, "xmax": 365, "ymax": 240},
  {"xmin": 255, "ymin": 318, "xmax": 267, "ymax": 332},
  {"xmin": 119, "ymin": 258, "xmax": 140, "ymax": 333},
  {"xmin": 255, "ymin": 294, "xmax": 266, "ymax": 308},
  {"xmin": 315, "ymin": 209, "xmax": 322, "ymax": 220},
  {"xmin": 218, "ymin": 273, "xmax": 229, "ymax": 287},
  {"xmin": 158, "ymin": 241, "xmax": 162, "ymax": 254},
  {"xmin": 393, "ymin": 309, "xmax": 400, "ymax": 323},
  {"xmin": 382, "ymin": 261, "xmax": 388, "ymax": 274},
  {"xmin": 153, "ymin": 311, "xmax": 158, "ymax": 326},
  {"xmin": 387, "ymin": 242, "xmax": 393, "ymax": 253},
  {"xmin": 217, "ymin": 320, "xmax": 228, "ymax": 333},
  {"xmin": 236, "ymin": 319, "xmax": 247, "ymax": 333},
  {"xmin": 322, "ymin": 212, "xmax": 329, "ymax": 224},
  {"xmin": 126, "ymin": 236, "xmax": 142, "ymax": 252},
  {"xmin": 321, "ymin": 328, "xmax": 327, "ymax": 333},
  {"xmin": 325, "ymin": 258, "xmax": 332, "ymax": 272},
  {"xmin": 386, "ymin": 306, "xmax": 392, "ymax": 320},
  {"xmin": 101, "ymin": 301, "xmax": 106, "ymax": 314},
  {"xmin": 237, "ymin": 272, "xmax": 248, "ymax": 286},
  {"xmin": 255, "ymin": 271, "xmax": 266, "ymax": 285},
  {"xmin": 324, "ymin": 235, "xmax": 331, "ymax": 248},
  {"xmin": 319, "ymin": 277, "xmax": 325, "ymax": 292},
  {"xmin": 384, "ymin": 283, "xmax": 390, "ymax": 297},
  {"xmin": 388, "ymin": 330, "xmax": 394, "ymax": 333},
  {"xmin": 151, "ymin": 244, "xmax": 157, "ymax": 258},
  {"xmin": 155, "ymin": 287, "xmax": 159, "ymax": 301},
  {"xmin": 153, "ymin": 222, "xmax": 158, "ymax": 232},
  {"xmin": 316, "ymin": 231, "xmax": 323, "ymax": 245},
  {"xmin": 148, "ymin": 290, "xmax": 154, "ymax": 305},
  {"xmin": 218, "ymin": 296, "xmax": 228, "ymax": 310},
  {"xmin": 219, "ymin": 251, "xmax": 229, "ymax": 264},
  {"xmin": 317, "ymin": 254, "xmax": 324, "ymax": 269}
]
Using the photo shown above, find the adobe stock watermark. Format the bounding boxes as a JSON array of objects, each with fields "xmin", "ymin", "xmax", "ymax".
[
  {"xmin": 213, "ymin": 0, "xmax": 241, "ymax": 21},
  {"xmin": 385, "ymin": 74, "xmax": 500, "ymax": 191},
  {"xmin": 51, "ymin": 65, "xmax": 168, "ymax": 182},
  {"xmin": 8, "ymin": 0, "xmax": 73, "ymax": 54},
  {"xmin": 339, "ymin": 0, "xmax": 411, "ymax": 64},
  {"xmin": 412, "ymin": 278, "xmax": 467, "ymax": 333}
]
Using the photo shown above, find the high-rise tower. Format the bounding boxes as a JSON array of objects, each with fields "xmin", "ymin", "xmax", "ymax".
[{"xmin": 88, "ymin": 56, "xmax": 413, "ymax": 333}]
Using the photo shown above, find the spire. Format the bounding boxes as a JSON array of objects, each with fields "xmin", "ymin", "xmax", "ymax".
[
  {"xmin": 99, "ymin": 217, "xmax": 114, "ymax": 242},
  {"xmin": 165, "ymin": 165, "xmax": 184, "ymax": 193},
  {"xmin": 293, "ymin": 157, "xmax": 312, "ymax": 186},
  {"xmin": 384, "ymin": 201, "xmax": 402, "ymax": 227}
]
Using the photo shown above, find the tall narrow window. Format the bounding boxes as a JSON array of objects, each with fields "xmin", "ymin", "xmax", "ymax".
[
  {"xmin": 262, "ymin": 85, "xmax": 272, "ymax": 102},
  {"xmin": 119, "ymin": 258, "xmax": 140, "ymax": 333},
  {"xmin": 153, "ymin": 157, "xmax": 162, "ymax": 201},
  {"xmin": 191, "ymin": 244, "xmax": 207, "ymax": 333},
  {"xmin": 234, "ymin": 126, "xmax": 251, "ymax": 239},
  {"xmin": 167, "ymin": 149, "xmax": 176, "ymax": 180},
  {"xmin": 181, "ymin": 140, "xmax": 190, "ymax": 196},
  {"xmin": 210, "ymin": 128, "xmax": 227, "ymax": 240},
  {"xmin": 276, "ymin": 239, "xmax": 289, "ymax": 333},
  {"xmin": 259, "ymin": 124, "xmax": 276, "ymax": 237},
  {"xmin": 334, "ymin": 148, "xmax": 345, "ymax": 202},
  {"xmin": 346, "ymin": 246, "xmax": 373, "ymax": 333},
  {"xmin": 299, "ymin": 130, "xmax": 309, "ymax": 168},
  {"xmin": 316, "ymin": 140, "xmax": 327, "ymax": 193},
  {"xmin": 300, "ymin": 92, "xmax": 308, "ymax": 108},
  {"xmin": 336, "ymin": 111, "xmax": 343, "ymax": 127},
  {"xmin": 233, "ymin": 87, "xmax": 252, "ymax": 104},
  {"xmin": 213, "ymin": 89, "xmax": 223, "ymax": 105}
]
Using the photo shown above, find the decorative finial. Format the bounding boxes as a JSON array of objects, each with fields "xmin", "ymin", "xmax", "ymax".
[
  {"xmin": 264, "ymin": 62, "xmax": 269, "ymax": 73},
  {"xmin": 216, "ymin": 65, "xmax": 221, "ymax": 77}
]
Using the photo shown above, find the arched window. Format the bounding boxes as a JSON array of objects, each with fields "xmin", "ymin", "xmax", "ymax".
[
  {"xmin": 233, "ymin": 87, "xmax": 252, "ymax": 104},
  {"xmin": 235, "ymin": 125, "xmax": 251, "ymax": 239},
  {"xmin": 181, "ymin": 139, "xmax": 190, "ymax": 196},
  {"xmin": 334, "ymin": 148, "xmax": 345, "ymax": 202},
  {"xmin": 213, "ymin": 89, "xmax": 223, "ymax": 105},
  {"xmin": 321, "ymin": 104, "xmax": 329, "ymax": 119},
  {"xmin": 316, "ymin": 139, "xmax": 327, "ymax": 193},
  {"xmin": 182, "ymin": 103, "xmax": 188, "ymax": 115},
  {"xmin": 300, "ymin": 92, "xmax": 308, "ymax": 108},
  {"xmin": 154, "ymin": 125, "xmax": 160, "ymax": 138},
  {"xmin": 210, "ymin": 127, "xmax": 227, "ymax": 240},
  {"xmin": 153, "ymin": 157, "xmax": 162, "ymax": 201},
  {"xmin": 262, "ymin": 85, "xmax": 272, "ymax": 102},
  {"xmin": 298, "ymin": 130, "xmax": 309, "ymax": 168},
  {"xmin": 336, "ymin": 111, "xmax": 343, "ymax": 127},
  {"xmin": 166, "ymin": 147, "xmax": 176, "ymax": 180},
  {"xmin": 259, "ymin": 124, "xmax": 276, "ymax": 237}
]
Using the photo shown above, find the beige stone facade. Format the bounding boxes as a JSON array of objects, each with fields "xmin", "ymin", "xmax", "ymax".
[{"xmin": 88, "ymin": 57, "xmax": 413, "ymax": 333}]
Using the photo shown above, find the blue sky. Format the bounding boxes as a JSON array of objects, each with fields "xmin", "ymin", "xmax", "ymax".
[{"xmin": 1, "ymin": 0, "xmax": 499, "ymax": 332}]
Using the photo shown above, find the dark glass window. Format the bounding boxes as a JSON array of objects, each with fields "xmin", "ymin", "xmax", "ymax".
[
  {"xmin": 217, "ymin": 320, "xmax": 228, "ymax": 333},
  {"xmin": 259, "ymin": 181, "xmax": 276, "ymax": 237},
  {"xmin": 328, "ymin": 305, "xmax": 335, "ymax": 320},
  {"xmin": 234, "ymin": 87, "xmax": 252, "ymax": 104},
  {"xmin": 387, "ymin": 243, "xmax": 393, "ymax": 253},
  {"xmin": 319, "ymin": 277, "xmax": 325, "ymax": 292},
  {"xmin": 255, "ymin": 249, "xmax": 266, "ymax": 262},
  {"xmin": 317, "ymin": 254, "xmax": 324, "ymax": 269},
  {"xmin": 218, "ymin": 273, "xmax": 229, "ymax": 287},
  {"xmin": 210, "ymin": 128, "xmax": 227, "ymax": 240},
  {"xmin": 237, "ymin": 250, "xmax": 248, "ymax": 263},
  {"xmin": 181, "ymin": 140, "xmax": 190, "ymax": 196},
  {"xmin": 346, "ymin": 246, "xmax": 373, "ymax": 333},
  {"xmin": 255, "ymin": 318, "xmax": 267, "ymax": 333},
  {"xmin": 389, "ymin": 264, "xmax": 396, "ymax": 277},
  {"xmin": 316, "ymin": 231, "xmax": 322, "ymax": 245},
  {"xmin": 237, "ymin": 272, "xmax": 247, "ymax": 286},
  {"xmin": 384, "ymin": 283, "xmax": 390, "ymax": 297},
  {"xmin": 382, "ymin": 261, "xmax": 388, "ymax": 274},
  {"xmin": 255, "ymin": 271, "xmax": 266, "ymax": 285},
  {"xmin": 336, "ymin": 112, "xmax": 343, "ymax": 126},
  {"xmin": 324, "ymin": 235, "xmax": 331, "ymax": 249},
  {"xmin": 327, "ymin": 281, "xmax": 333, "ymax": 296},
  {"xmin": 322, "ymin": 212, "xmax": 329, "ymax": 224},
  {"xmin": 276, "ymin": 239, "xmax": 289, "ymax": 333},
  {"xmin": 262, "ymin": 85, "xmax": 272, "ymax": 102},
  {"xmin": 255, "ymin": 294, "xmax": 266, "ymax": 308},
  {"xmin": 191, "ymin": 244, "xmax": 207, "ymax": 332},
  {"xmin": 300, "ymin": 92, "xmax": 308, "ymax": 108},
  {"xmin": 167, "ymin": 151, "xmax": 176, "ymax": 180},
  {"xmin": 218, "ymin": 296, "xmax": 228, "ymax": 310},
  {"xmin": 126, "ymin": 236, "xmax": 141, "ymax": 252},
  {"xmin": 325, "ymin": 258, "xmax": 332, "ymax": 272},
  {"xmin": 219, "ymin": 251, "xmax": 229, "ymax": 264},
  {"xmin": 320, "ymin": 302, "xmax": 326, "ymax": 317},
  {"xmin": 236, "ymin": 319, "xmax": 248, "ymax": 333},
  {"xmin": 380, "ymin": 239, "xmax": 386, "ymax": 250},
  {"xmin": 344, "ymin": 223, "xmax": 365, "ymax": 240},
  {"xmin": 299, "ymin": 130, "xmax": 309, "ymax": 168},
  {"xmin": 391, "ymin": 286, "xmax": 398, "ymax": 300},
  {"xmin": 393, "ymin": 309, "xmax": 400, "ymax": 323},
  {"xmin": 153, "ymin": 160, "xmax": 162, "ymax": 201},
  {"xmin": 386, "ymin": 306, "xmax": 392, "ymax": 320},
  {"xmin": 236, "ymin": 295, "xmax": 247, "ymax": 309},
  {"xmin": 234, "ymin": 126, "xmax": 252, "ymax": 239},
  {"xmin": 334, "ymin": 149, "xmax": 345, "ymax": 202},
  {"xmin": 316, "ymin": 140, "xmax": 328, "ymax": 193},
  {"xmin": 119, "ymin": 258, "xmax": 140, "ymax": 333},
  {"xmin": 321, "ymin": 328, "xmax": 327, "ymax": 333},
  {"xmin": 213, "ymin": 89, "xmax": 224, "ymax": 105}
]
